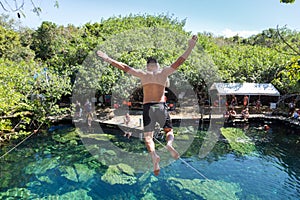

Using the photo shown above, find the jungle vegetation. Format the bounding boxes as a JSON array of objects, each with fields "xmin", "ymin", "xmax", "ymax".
[{"xmin": 0, "ymin": 13, "xmax": 299, "ymax": 143}]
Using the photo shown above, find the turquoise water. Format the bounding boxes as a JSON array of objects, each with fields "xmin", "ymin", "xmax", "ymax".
[{"xmin": 0, "ymin": 122, "xmax": 300, "ymax": 199}]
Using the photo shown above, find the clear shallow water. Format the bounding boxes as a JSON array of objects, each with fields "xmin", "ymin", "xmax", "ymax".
[{"xmin": 0, "ymin": 122, "xmax": 300, "ymax": 200}]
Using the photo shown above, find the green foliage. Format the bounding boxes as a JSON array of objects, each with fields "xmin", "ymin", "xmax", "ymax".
[
  {"xmin": 94, "ymin": 14, "xmax": 186, "ymax": 38},
  {"xmin": 0, "ymin": 14, "xmax": 20, "ymax": 30},
  {"xmin": 0, "ymin": 25, "xmax": 20, "ymax": 57},
  {"xmin": 0, "ymin": 59, "xmax": 34, "ymax": 131},
  {"xmin": 0, "ymin": 119, "xmax": 11, "ymax": 132},
  {"xmin": 0, "ymin": 17, "xmax": 35, "ymax": 62},
  {"xmin": 248, "ymin": 27, "xmax": 300, "ymax": 56},
  {"xmin": 280, "ymin": 0, "xmax": 295, "ymax": 3},
  {"xmin": 31, "ymin": 22, "xmax": 59, "ymax": 60},
  {"xmin": 212, "ymin": 44, "xmax": 289, "ymax": 83},
  {"xmin": 272, "ymin": 57, "xmax": 300, "ymax": 93},
  {"xmin": 245, "ymin": 27, "xmax": 300, "ymax": 93},
  {"xmin": 0, "ymin": 20, "xmax": 73, "ymax": 138},
  {"xmin": 0, "ymin": 58, "xmax": 71, "ymax": 140}
]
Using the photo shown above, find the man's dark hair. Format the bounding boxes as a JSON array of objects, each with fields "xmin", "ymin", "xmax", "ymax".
[{"xmin": 147, "ymin": 57, "xmax": 158, "ymax": 64}]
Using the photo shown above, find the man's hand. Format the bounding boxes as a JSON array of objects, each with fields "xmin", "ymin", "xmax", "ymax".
[
  {"xmin": 188, "ymin": 35, "xmax": 198, "ymax": 48},
  {"xmin": 96, "ymin": 50, "xmax": 109, "ymax": 62}
]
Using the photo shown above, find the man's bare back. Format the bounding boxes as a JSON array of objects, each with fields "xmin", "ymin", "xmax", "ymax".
[{"xmin": 136, "ymin": 70, "xmax": 170, "ymax": 104}]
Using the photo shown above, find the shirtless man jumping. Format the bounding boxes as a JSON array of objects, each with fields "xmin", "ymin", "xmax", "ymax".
[{"xmin": 97, "ymin": 35, "xmax": 198, "ymax": 176}]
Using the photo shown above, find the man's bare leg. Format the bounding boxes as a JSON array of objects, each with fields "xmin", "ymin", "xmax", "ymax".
[
  {"xmin": 165, "ymin": 128, "xmax": 180, "ymax": 159},
  {"xmin": 144, "ymin": 131, "xmax": 160, "ymax": 176}
]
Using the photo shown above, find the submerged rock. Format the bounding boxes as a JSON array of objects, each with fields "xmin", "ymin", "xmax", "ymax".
[
  {"xmin": 36, "ymin": 175, "xmax": 53, "ymax": 184},
  {"xmin": 60, "ymin": 165, "xmax": 78, "ymax": 182},
  {"xmin": 25, "ymin": 157, "xmax": 59, "ymax": 175},
  {"xmin": 0, "ymin": 170, "xmax": 12, "ymax": 188},
  {"xmin": 138, "ymin": 171, "xmax": 152, "ymax": 183},
  {"xmin": 52, "ymin": 128, "xmax": 80, "ymax": 144},
  {"xmin": 168, "ymin": 177, "xmax": 242, "ymax": 200},
  {"xmin": 38, "ymin": 189, "xmax": 92, "ymax": 200},
  {"xmin": 0, "ymin": 188, "xmax": 39, "ymax": 199},
  {"xmin": 26, "ymin": 181, "xmax": 42, "ymax": 188},
  {"xmin": 141, "ymin": 192, "xmax": 157, "ymax": 200},
  {"xmin": 221, "ymin": 127, "xmax": 256, "ymax": 155},
  {"xmin": 60, "ymin": 163, "xmax": 96, "ymax": 183},
  {"xmin": 101, "ymin": 163, "xmax": 136, "ymax": 185},
  {"xmin": 74, "ymin": 163, "xmax": 96, "ymax": 182},
  {"xmin": 138, "ymin": 172, "xmax": 159, "ymax": 199}
]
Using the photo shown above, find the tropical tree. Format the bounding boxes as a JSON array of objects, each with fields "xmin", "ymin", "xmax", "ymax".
[
  {"xmin": 280, "ymin": 0, "xmax": 295, "ymax": 3},
  {"xmin": 0, "ymin": 58, "xmax": 72, "ymax": 141},
  {"xmin": 209, "ymin": 41, "xmax": 290, "ymax": 84},
  {"xmin": 0, "ymin": 17, "xmax": 72, "ymax": 142},
  {"xmin": 272, "ymin": 57, "xmax": 300, "ymax": 93},
  {"xmin": 247, "ymin": 27, "xmax": 300, "ymax": 94}
]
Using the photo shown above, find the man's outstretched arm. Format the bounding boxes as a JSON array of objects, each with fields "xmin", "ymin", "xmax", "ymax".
[
  {"xmin": 170, "ymin": 35, "xmax": 198, "ymax": 70},
  {"xmin": 96, "ymin": 50, "xmax": 144, "ymax": 77},
  {"xmin": 97, "ymin": 50, "xmax": 131, "ymax": 72}
]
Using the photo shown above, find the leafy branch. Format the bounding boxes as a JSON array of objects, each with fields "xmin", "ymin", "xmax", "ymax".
[
  {"xmin": 276, "ymin": 25, "xmax": 300, "ymax": 56},
  {"xmin": 0, "ymin": 0, "xmax": 59, "ymax": 17},
  {"xmin": 280, "ymin": 0, "xmax": 296, "ymax": 3}
]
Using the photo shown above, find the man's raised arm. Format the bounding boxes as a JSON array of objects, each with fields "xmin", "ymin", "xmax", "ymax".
[
  {"xmin": 97, "ymin": 50, "xmax": 131, "ymax": 73},
  {"xmin": 170, "ymin": 35, "xmax": 198, "ymax": 70},
  {"xmin": 96, "ymin": 50, "xmax": 144, "ymax": 77}
]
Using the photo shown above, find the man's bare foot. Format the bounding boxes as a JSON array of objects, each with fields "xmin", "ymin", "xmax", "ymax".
[
  {"xmin": 166, "ymin": 144, "xmax": 180, "ymax": 159},
  {"xmin": 153, "ymin": 155, "xmax": 160, "ymax": 176}
]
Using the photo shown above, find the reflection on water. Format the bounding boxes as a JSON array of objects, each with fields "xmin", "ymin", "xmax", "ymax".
[{"xmin": 0, "ymin": 122, "xmax": 300, "ymax": 199}]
